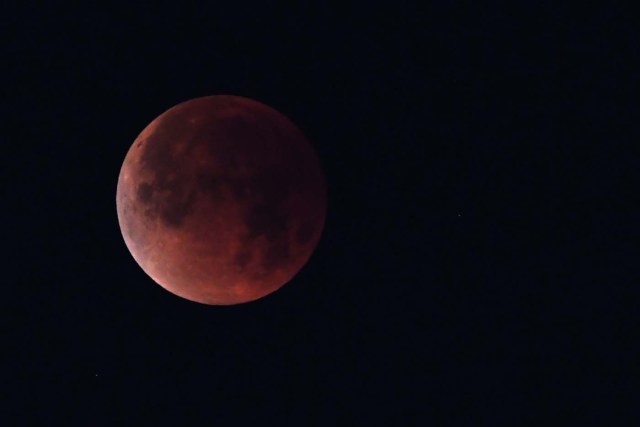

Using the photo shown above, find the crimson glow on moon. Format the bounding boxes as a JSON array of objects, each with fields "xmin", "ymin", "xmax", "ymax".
[{"xmin": 116, "ymin": 95, "xmax": 327, "ymax": 305}]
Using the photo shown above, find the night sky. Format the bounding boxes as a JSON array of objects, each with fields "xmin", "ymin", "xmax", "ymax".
[{"xmin": 5, "ymin": 2, "xmax": 638, "ymax": 425}]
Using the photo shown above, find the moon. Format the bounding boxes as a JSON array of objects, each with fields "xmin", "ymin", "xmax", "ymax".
[{"xmin": 116, "ymin": 95, "xmax": 327, "ymax": 305}]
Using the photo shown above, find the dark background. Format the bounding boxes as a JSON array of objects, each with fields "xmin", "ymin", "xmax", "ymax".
[{"xmin": 4, "ymin": 1, "xmax": 638, "ymax": 425}]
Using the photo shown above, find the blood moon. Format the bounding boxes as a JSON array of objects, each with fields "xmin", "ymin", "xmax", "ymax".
[{"xmin": 116, "ymin": 95, "xmax": 327, "ymax": 305}]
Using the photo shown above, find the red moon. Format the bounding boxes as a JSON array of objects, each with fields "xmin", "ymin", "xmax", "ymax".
[{"xmin": 116, "ymin": 95, "xmax": 327, "ymax": 305}]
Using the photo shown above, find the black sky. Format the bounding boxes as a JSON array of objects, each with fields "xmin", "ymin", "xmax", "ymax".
[{"xmin": 4, "ymin": 1, "xmax": 639, "ymax": 425}]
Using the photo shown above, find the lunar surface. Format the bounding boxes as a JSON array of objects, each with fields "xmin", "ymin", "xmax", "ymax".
[{"xmin": 116, "ymin": 95, "xmax": 327, "ymax": 305}]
